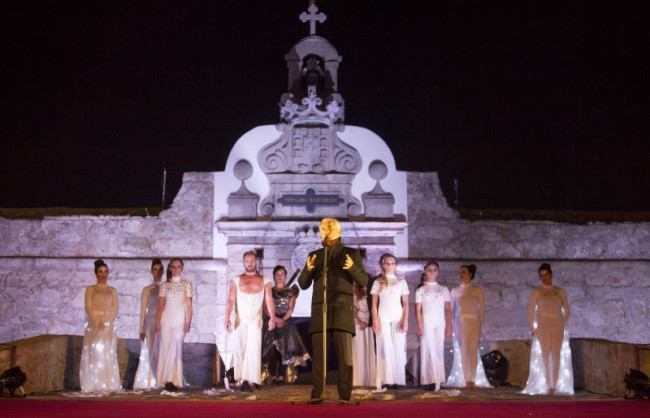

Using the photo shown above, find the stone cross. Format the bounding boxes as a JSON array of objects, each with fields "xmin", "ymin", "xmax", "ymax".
[{"xmin": 299, "ymin": 2, "xmax": 327, "ymax": 35}]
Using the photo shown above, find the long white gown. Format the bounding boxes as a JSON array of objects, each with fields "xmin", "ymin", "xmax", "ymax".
[
  {"xmin": 371, "ymin": 275, "xmax": 409, "ymax": 385},
  {"xmin": 352, "ymin": 291, "xmax": 376, "ymax": 387},
  {"xmin": 79, "ymin": 284, "xmax": 122, "ymax": 393},
  {"xmin": 415, "ymin": 282, "xmax": 450, "ymax": 385},
  {"xmin": 134, "ymin": 282, "xmax": 160, "ymax": 389},
  {"xmin": 232, "ymin": 275, "xmax": 269, "ymax": 385},
  {"xmin": 156, "ymin": 277, "xmax": 192, "ymax": 388}
]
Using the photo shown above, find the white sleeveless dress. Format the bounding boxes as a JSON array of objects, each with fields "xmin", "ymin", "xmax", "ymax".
[{"xmin": 232, "ymin": 275, "xmax": 270, "ymax": 385}]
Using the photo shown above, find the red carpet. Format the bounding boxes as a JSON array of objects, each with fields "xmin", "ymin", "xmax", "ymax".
[{"xmin": 1, "ymin": 399, "xmax": 647, "ymax": 418}]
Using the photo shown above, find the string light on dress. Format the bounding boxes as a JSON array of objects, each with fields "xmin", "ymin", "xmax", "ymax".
[{"xmin": 522, "ymin": 316, "xmax": 574, "ymax": 395}]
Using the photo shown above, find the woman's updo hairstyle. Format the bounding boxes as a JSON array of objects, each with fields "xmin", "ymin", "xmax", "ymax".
[
  {"xmin": 151, "ymin": 258, "xmax": 163, "ymax": 269},
  {"xmin": 417, "ymin": 260, "xmax": 440, "ymax": 290},
  {"xmin": 461, "ymin": 263, "xmax": 477, "ymax": 281},
  {"xmin": 538, "ymin": 262, "xmax": 552, "ymax": 274},
  {"xmin": 94, "ymin": 259, "xmax": 108, "ymax": 274}
]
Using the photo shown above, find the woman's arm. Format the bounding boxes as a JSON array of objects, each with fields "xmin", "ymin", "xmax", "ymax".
[
  {"xmin": 264, "ymin": 281, "xmax": 276, "ymax": 331},
  {"xmin": 415, "ymin": 302, "xmax": 423, "ymax": 336},
  {"xmin": 224, "ymin": 280, "xmax": 236, "ymax": 331},
  {"xmin": 477, "ymin": 287, "xmax": 485, "ymax": 323},
  {"xmin": 84, "ymin": 286, "xmax": 93, "ymax": 318},
  {"xmin": 184, "ymin": 296, "xmax": 193, "ymax": 333},
  {"xmin": 155, "ymin": 296, "xmax": 166, "ymax": 334},
  {"xmin": 527, "ymin": 290, "xmax": 537, "ymax": 335},
  {"xmin": 444, "ymin": 301, "xmax": 452, "ymax": 336},
  {"xmin": 139, "ymin": 285, "xmax": 149, "ymax": 340},
  {"xmin": 106, "ymin": 287, "xmax": 119, "ymax": 323},
  {"xmin": 560, "ymin": 288, "xmax": 570, "ymax": 321},
  {"xmin": 372, "ymin": 293, "xmax": 379, "ymax": 335},
  {"xmin": 400, "ymin": 294, "xmax": 409, "ymax": 333}
]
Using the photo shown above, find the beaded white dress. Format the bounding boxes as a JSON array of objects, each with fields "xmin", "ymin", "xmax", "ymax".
[
  {"xmin": 415, "ymin": 281, "xmax": 450, "ymax": 385},
  {"xmin": 156, "ymin": 277, "xmax": 192, "ymax": 387},
  {"xmin": 232, "ymin": 275, "xmax": 270, "ymax": 385},
  {"xmin": 134, "ymin": 282, "xmax": 160, "ymax": 389},
  {"xmin": 79, "ymin": 284, "xmax": 122, "ymax": 393},
  {"xmin": 371, "ymin": 275, "xmax": 409, "ymax": 385}
]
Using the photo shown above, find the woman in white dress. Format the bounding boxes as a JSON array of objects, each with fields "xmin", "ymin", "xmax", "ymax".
[
  {"xmin": 79, "ymin": 259, "xmax": 121, "ymax": 393},
  {"xmin": 155, "ymin": 258, "xmax": 193, "ymax": 389},
  {"xmin": 447, "ymin": 264, "xmax": 489, "ymax": 388},
  {"xmin": 523, "ymin": 263, "xmax": 574, "ymax": 395},
  {"xmin": 414, "ymin": 261, "xmax": 451, "ymax": 391},
  {"xmin": 371, "ymin": 253, "xmax": 409, "ymax": 389},
  {"xmin": 352, "ymin": 282, "xmax": 375, "ymax": 387},
  {"xmin": 134, "ymin": 258, "xmax": 164, "ymax": 389}
]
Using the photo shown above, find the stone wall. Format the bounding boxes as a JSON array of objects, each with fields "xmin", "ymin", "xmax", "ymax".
[
  {"xmin": 0, "ymin": 172, "xmax": 222, "ymax": 344},
  {"xmin": 0, "ymin": 172, "xmax": 214, "ymax": 258},
  {"xmin": 0, "ymin": 257, "xmax": 225, "ymax": 344},
  {"xmin": 405, "ymin": 172, "xmax": 650, "ymax": 344},
  {"xmin": 1, "ymin": 170, "xmax": 649, "ymax": 348}
]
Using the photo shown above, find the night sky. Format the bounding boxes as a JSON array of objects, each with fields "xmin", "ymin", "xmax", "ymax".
[{"xmin": 2, "ymin": 1, "xmax": 648, "ymax": 211}]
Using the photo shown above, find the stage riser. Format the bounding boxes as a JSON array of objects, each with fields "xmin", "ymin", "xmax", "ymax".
[{"xmin": 2, "ymin": 334, "xmax": 647, "ymax": 396}]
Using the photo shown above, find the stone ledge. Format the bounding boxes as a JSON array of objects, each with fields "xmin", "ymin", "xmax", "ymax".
[{"xmin": 0, "ymin": 335, "xmax": 216, "ymax": 393}]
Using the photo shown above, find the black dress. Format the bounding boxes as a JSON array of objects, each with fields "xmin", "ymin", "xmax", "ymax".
[{"xmin": 261, "ymin": 285, "xmax": 310, "ymax": 383}]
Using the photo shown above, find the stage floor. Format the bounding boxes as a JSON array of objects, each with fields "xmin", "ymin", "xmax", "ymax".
[
  {"xmin": 6, "ymin": 384, "xmax": 648, "ymax": 418},
  {"xmin": 19, "ymin": 383, "xmax": 622, "ymax": 402}
]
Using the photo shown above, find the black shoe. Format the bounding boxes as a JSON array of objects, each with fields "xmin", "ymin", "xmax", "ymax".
[
  {"xmin": 164, "ymin": 382, "xmax": 178, "ymax": 392},
  {"xmin": 253, "ymin": 383, "xmax": 262, "ymax": 390},
  {"xmin": 241, "ymin": 381, "xmax": 252, "ymax": 392}
]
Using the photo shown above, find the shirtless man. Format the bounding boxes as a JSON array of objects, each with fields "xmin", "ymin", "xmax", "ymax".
[{"xmin": 225, "ymin": 251, "xmax": 276, "ymax": 391}]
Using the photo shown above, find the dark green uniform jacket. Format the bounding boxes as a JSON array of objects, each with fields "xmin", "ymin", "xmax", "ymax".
[{"xmin": 298, "ymin": 240, "xmax": 369, "ymax": 336}]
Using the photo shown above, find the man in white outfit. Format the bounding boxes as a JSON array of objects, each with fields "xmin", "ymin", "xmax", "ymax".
[{"xmin": 224, "ymin": 251, "xmax": 276, "ymax": 391}]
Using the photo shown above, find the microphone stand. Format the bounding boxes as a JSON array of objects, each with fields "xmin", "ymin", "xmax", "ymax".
[{"xmin": 322, "ymin": 245, "xmax": 328, "ymax": 400}]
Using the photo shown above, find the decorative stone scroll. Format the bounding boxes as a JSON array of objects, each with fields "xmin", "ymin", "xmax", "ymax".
[{"xmin": 258, "ymin": 125, "xmax": 360, "ymax": 174}]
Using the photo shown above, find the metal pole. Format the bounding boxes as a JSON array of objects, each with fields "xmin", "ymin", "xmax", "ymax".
[
  {"xmin": 161, "ymin": 167, "xmax": 167, "ymax": 210},
  {"xmin": 322, "ymin": 245, "xmax": 328, "ymax": 398}
]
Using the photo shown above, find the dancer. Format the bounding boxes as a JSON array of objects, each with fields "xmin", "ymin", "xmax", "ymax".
[
  {"xmin": 262, "ymin": 265, "xmax": 310, "ymax": 385},
  {"xmin": 414, "ymin": 261, "xmax": 451, "ymax": 391},
  {"xmin": 446, "ymin": 264, "xmax": 490, "ymax": 388},
  {"xmin": 298, "ymin": 218, "xmax": 368, "ymax": 403},
  {"xmin": 155, "ymin": 258, "xmax": 192, "ymax": 389},
  {"xmin": 523, "ymin": 263, "xmax": 574, "ymax": 395},
  {"xmin": 79, "ymin": 259, "xmax": 121, "ymax": 393},
  {"xmin": 371, "ymin": 253, "xmax": 409, "ymax": 390},
  {"xmin": 134, "ymin": 258, "xmax": 164, "ymax": 389},
  {"xmin": 352, "ymin": 282, "xmax": 375, "ymax": 387},
  {"xmin": 225, "ymin": 251, "xmax": 276, "ymax": 391}
]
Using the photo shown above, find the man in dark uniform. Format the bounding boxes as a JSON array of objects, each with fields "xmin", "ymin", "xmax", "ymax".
[{"xmin": 298, "ymin": 218, "xmax": 368, "ymax": 403}]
